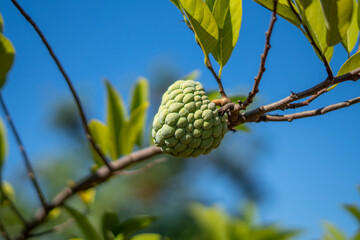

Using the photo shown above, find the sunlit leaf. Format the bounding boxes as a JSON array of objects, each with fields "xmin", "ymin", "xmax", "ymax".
[
  {"xmin": 212, "ymin": 0, "xmax": 242, "ymax": 68},
  {"xmin": 181, "ymin": 69, "xmax": 201, "ymax": 80},
  {"xmin": 1, "ymin": 181, "xmax": 15, "ymax": 204},
  {"xmin": 320, "ymin": 0, "xmax": 353, "ymax": 46},
  {"xmin": 88, "ymin": 119, "xmax": 111, "ymax": 165},
  {"xmin": 205, "ymin": 0, "xmax": 216, "ymax": 11},
  {"xmin": 322, "ymin": 222, "xmax": 347, "ymax": 240},
  {"xmin": 114, "ymin": 215, "xmax": 157, "ymax": 238},
  {"xmin": 337, "ymin": 51, "xmax": 360, "ymax": 75},
  {"xmin": 0, "ymin": 33, "xmax": 15, "ymax": 88},
  {"xmin": 0, "ymin": 117, "xmax": 7, "ymax": 169},
  {"xmin": 64, "ymin": 206, "xmax": 102, "ymax": 240},
  {"xmin": 78, "ymin": 188, "xmax": 96, "ymax": 206},
  {"xmin": 0, "ymin": 13, "xmax": 3, "ymax": 33},
  {"xmin": 341, "ymin": 0, "xmax": 359, "ymax": 55},
  {"xmin": 213, "ymin": 0, "xmax": 230, "ymax": 28},
  {"xmin": 190, "ymin": 203, "xmax": 229, "ymax": 240},
  {"xmin": 207, "ymin": 90, "xmax": 221, "ymax": 101},
  {"xmin": 130, "ymin": 234, "xmax": 164, "ymax": 240},
  {"xmin": 169, "ymin": 0, "xmax": 181, "ymax": 10},
  {"xmin": 123, "ymin": 102, "xmax": 150, "ymax": 154},
  {"xmin": 102, "ymin": 211, "xmax": 120, "ymax": 240},
  {"xmin": 252, "ymin": 225, "xmax": 301, "ymax": 240},
  {"xmin": 48, "ymin": 207, "xmax": 61, "ymax": 220},
  {"xmin": 229, "ymin": 95, "xmax": 247, "ymax": 103},
  {"xmin": 344, "ymin": 204, "xmax": 360, "ymax": 223},
  {"xmin": 296, "ymin": 0, "xmax": 332, "ymax": 62},
  {"xmin": 130, "ymin": 77, "xmax": 149, "ymax": 147},
  {"xmin": 105, "ymin": 80, "xmax": 127, "ymax": 158},
  {"xmin": 179, "ymin": 0, "xmax": 219, "ymax": 55},
  {"xmin": 358, "ymin": 0, "xmax": 360, "ymax": 30},
  {"xmin": 253, "ymin": 0, "xmax": 301, "ymax": 28},
  {"xmin": 233, "ymin": 124, "xmax": 250, "ymax": 132}
]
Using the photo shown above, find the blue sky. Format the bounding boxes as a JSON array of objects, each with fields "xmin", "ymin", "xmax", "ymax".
[{"xmin": 1, "ymin": 0, "xmax": 360, "ymax": 239}]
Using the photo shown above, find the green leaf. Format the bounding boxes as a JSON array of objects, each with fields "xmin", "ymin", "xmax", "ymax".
[
  {"xmin": 0, "ymin": 117, "xmax": 7, "ymax": 169},
  {"xmin": 190, "ymin": 203, "xmax": 229, "ymax": 240},
  {"xmin": 296, "ymin": 0, "xmax": 332, "ymax": 62},
  {"xmin": 0, "ymin": 13, "xmax": 3, "ymax": 33},
  {"xmin": 207, "ymin": 90, "xmax": 221, "ymax": 101},
  {"xmin": 207, "ymin": 91, "xmax": 246, "ymax": 103},
  {"xmin": 130, "ymin": 234, "xmax": 164, "ymax": 240},
  {"xmin": 341, "ymin": 0, "xmax": 359, "ymax": 55},
  {"xmin": 105, "ymin": 80, "xmax": 127, "ymax": 159},
  {"xmin": 213, "ymin": 0, "xmax": 230, "ymax": 29},
  {"xmin": 233, "ymin": 124, "xmax": 250, "ymax": 132},
  {"xmin": 101, "ymin": 211, "xmax": 120, "ymax": 240},
  {"xmin": 123, "ymin": 102, "xmax": 149, "ymax": 154},
  {"xmin": 320, "ymin": 0, "xmax": 353, "ymax": 46},
  {"xmin": 179, "ymin": 0, "xmax": 219, "ymax": 55},
  {"xmin": 229, "ymin": 95, "xmax": 247, "ymax": 103},
  {"xmin": 64, "ymin": 206, "xmax": 102, "ymax": 240},
  {"xmin": 212, "ymin": 0, "xmax": 242, "ymax": 68},
  {"xmin": 322, "ymin": 222, "xmax": 347, "ymax": 240},
  {"xmin": 130, "ymin": 77, "xmax": 149, "ymax": 147},
  {"xmin": 181, "ymin": 69, "xmax": 201, "ymax": 80},
  {"xmin": 88, "ymin": 120, "xmax": 110, "ymax": 166},
  {"xmin": 205, "ymin": 0, "xmax": 216, "ymax": 11},
  {"xmin": 343, "ymin": 204, "xmax": 360, "ymax": 223},
  {"xmin": 114, "ymin": 215, "xmax": 157, "ymax": 238},
  {"xmin": 337, "ymin": 51, "xmax": 360, "ymax": 75},
  {"xmin": 358, "ymin": 0, "xmax": 360, "ymax": 30},
  {"xmin": 169, "ymin": 0, "xmax": 181, "ymax": 10},
  {"xmin": 253, "ymin": 0, "xmax": 301, "ymax": 28},
  {"xmin": 0, "ymin": 33, "xmax": 15, "ymax": 88}
]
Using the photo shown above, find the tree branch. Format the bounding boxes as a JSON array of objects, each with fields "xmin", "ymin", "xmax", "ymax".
[
  {"xmin": 240, "ymin": 0, "xmax": 278, "ymax": 110},
  {"xmin": 286, "ymin": 0, "xmax": 333, "ymax": 79},
  {"xmin": 9, "ymin": 0, "xmax": 112, "ymax": 171},
  {"xmin": 16, "ymin": 146, "xmax": 162, "ymax": 239},
  {"xmin": 256, "ymin": 96, "xmax": 360, "ymax": 122},
  {"xmin": 233, "ymin": 67, "xmax": 360, "ymax": 126},
  {"xmin": 0, "ymin": 93, "xmax": 47, "ymax": 209}
]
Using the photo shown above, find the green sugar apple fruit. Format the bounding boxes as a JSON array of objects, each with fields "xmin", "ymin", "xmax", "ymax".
[{"xmin": 152, "ymin": 80, "xmax": 227, "ymax": 157}]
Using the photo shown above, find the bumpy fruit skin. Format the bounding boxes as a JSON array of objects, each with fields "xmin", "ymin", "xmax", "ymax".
[{"xmin": 152, "ymin": 80, "xmax": 227, "ymax": 157}]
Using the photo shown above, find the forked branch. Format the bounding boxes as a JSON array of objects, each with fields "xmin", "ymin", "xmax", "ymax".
[
  {"xmin": 234, "ymin": 67, "xmax": 360, "ymax": 126},
  {"xmin": 257, "ymin": 96, "xmax": 360, "ymax": 122},
  {"xmin": 240, "ymin": 0, "xmax": 278, "ymax": 110},
  {"xmin": 16, "ymin": 146, "xmax": 162, "ymax": 239}
]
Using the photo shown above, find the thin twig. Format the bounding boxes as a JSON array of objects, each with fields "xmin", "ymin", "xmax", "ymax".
[
  {"xmin": 10, "ymin": 0, "xmax": 112, "ymax": 171},
  {"xmin": 0, "ymin": 93, "xmax": 47, "ymax": 209},
  {"xmin": 285, "ymin": 88, "xmax": 327, "ymax": 109},
  {"xmin": 0, "ymin": 220, "xmax": 12, "ymax": 240},
  {"xmin": 257, "ymin": 96, "xmax": 360, "ymax": 122},
  {"xmin": 241, "ymin": 0, "xmax": 278, "ymax": 110},
  {"xmin": 15, "ymin": 146, "xmax": 162, "ymax": 239},
  {"xmin": 205, "ymin": 57, "xmax": 228, "ymax": 100},
  {"xmin": 287, "ymin": 0, "xmax": 333, "ymax": 79}
]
